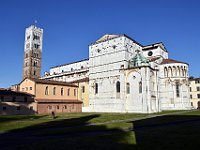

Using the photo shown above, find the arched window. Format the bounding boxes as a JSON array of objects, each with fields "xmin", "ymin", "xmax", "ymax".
[
  {"xmin": 45, "ymin": 86, "xmax": 48, "ymax": 95},
  {"xmin": 61, "ymin": 88, "xmax": 64, "ymax": 96},
  {"xmin": 176, "ymin": 82, "xmax": 180, "ymax": 97},
  {"xmin": 164, "ymin": 67, "xmax": 168, "ymax": 77},
  {"xmin": 182, "ymin": 67, "xmax": 184, "ymax": 76},
  {"xmin": 126, "ymin": 83, "xmax": 130, "ymax": 94},
  {"xmin": 168, "ymin": 67, "xmax": 173, "ymax": 77},
  {"xmin": 173, "ymin": 66, "xmax": 177, "ymax": 77},
  {"xmin": 139, "ymin": 81, "xmax": 142, "ymax": 93},
  {"xmin": 177, "ymin": 66, "xmax": 180, "ymax": 76},
  {"xmin": 95, "ymin": 83, "xmax": 98, "ymax": 94},
  {"xmin": 116, "ymin": 81, "xmax": 120, "ymax": 93},
  {"xmin": 53, "ymin": 87, "xmax": 56, "ymax": 95}
]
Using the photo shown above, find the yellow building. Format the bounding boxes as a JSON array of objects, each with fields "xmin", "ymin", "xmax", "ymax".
[
  {"xmin": 19, "ymin": 78, "xmax": 82, "ymax": 114},
  {"xmin": 189, "ymin": 77, "xmax": 200, "ymax": 109},
  {"xmin": 70, "ymin": 78, "xmax": 89, "ymax": 111}
]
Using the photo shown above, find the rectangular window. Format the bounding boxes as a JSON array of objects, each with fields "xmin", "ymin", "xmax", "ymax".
[
  {"xmin": 195, "ymin": 80, "xmax": 200, "ymax": 84},
  {"xmin": 197, "ymin": 94, "xmax": 200, "ymax": 99},
  {"xmin": 30, "ymin": 106, "xmax": 33, "ymax": 110},
  {"xmin": 176, "ymin": 82, "xmax": 180, "ymax": 97},
  {"xmin": 82, "ymin": 86, "xmax": 85, "ymax": 93},
  {"xmin": 139, "ymin": 82, "xmax": 142, "ymax": 93},
  {"xmin": 3, "ymin": 106, "xmax": 6, "ymax": 110},
  {"xmin": 197, "ymin": 87, "xmax": 200, "ymax": 91},
  {"xmin": 53, "ymin": 87, "xmax": 56, "ymax": 95},
  {"xmin": 12, "ymin": 96, "xmax": 16, "ymax": 102},
  {"xmin": 17, "ymin": 106, "xmax": 20, "ymax": 110},
  {"xmin": 190, "ymin": 87, "xmax": 192, "ymax": 92},
  {"xmin": 67, "ymin": 88, "xmax": 70, "ymax": 96},
  {"xmin": 74, "ymin": 89, "xmax": 76, "ymax": 96},
  {"xmin": 190, "ymin": 95, "xmax": 192, "ymax": 99},
  {"xmin": 126, "ymin": 83, "xmax": 130, "ymax": 94},
  {"xmin": 24, "ymin": 97, "xmax": 28, "ymax": 102},
  {"xmin": 30, "ymin": 87, "xmax": 32, "ymax": 90},
  {"xmin": 0, "ymin": 96, "xmax": 4, "ymax": 102}
]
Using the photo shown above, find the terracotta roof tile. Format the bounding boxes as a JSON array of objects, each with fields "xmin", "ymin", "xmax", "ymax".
[
  {"xmin": 161, "ymin": 59, "xmax": 188, "ymax": 65},
  {"xmin": 23, "ymin": 78, "xmax": 78, "ymax": 87}
]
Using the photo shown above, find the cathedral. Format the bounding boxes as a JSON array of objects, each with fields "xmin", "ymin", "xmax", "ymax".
[
  {"xmin": 42, "ymin": 33, "xmax": 191, "ymax": 113},
  {"xmin": 1, "ymin": 25, "xmax": 191, "ymax": 115}
]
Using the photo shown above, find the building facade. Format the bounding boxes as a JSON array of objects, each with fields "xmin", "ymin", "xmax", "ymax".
[
  {"xmin": 43, "ymin": 34, "xmax": 191, "ymax": 113},
  {"xmin": 23, "ymin": 25, "xmax": 43, "ymax": 79},
  {"xmin": 0, "ymin": 89, "xmax": 36, "ymax": 115},
  {"xmin": 19, "ymin": 78, "xmax": 82, "ymax": 114},
  {"xmin": 189, "ymin": 78, "xmax": 200, "ymax": 109}
]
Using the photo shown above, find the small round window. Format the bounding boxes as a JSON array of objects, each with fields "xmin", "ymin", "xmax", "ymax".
[{"xmin": 148, "ymin": 51, "xmax": 153, "ymax": 56}]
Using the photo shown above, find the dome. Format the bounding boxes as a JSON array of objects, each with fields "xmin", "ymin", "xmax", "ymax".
[{"xmin": 129, "ymin": 50, "xmax": 149, "ymax": 68}]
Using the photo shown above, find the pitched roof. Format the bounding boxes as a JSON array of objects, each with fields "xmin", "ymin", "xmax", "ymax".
[
  {"xmin": 35, "ymin": 99, "xmax": 82, "ymax": 103},
  {"xmin": 22, "ymin": 78, "xmax": 78, "ymax": 87},
  {"xmin": 69, "ymin": 78, "xmax": 89, "ymax": 83},
  {"xmin": 91, "ymin": 34, "xmax": 143, "ymax": 46},
  {"xmin": 0, "ymin": 89, "xmax": 34, "ymax": 96},
  {"xmin": 142, "ymin": 42, "xmax": 168, "ymax": 52},
  {"xmin": 50, "ymin": 58, "xmax": 89, "ymax": 69},
  {"xmin": 160, "ymin": 59, "xmax": 188, "ymax": 65}
]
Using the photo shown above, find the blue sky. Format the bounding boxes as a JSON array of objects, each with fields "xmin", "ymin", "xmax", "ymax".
[{"xmin": 0, "ymin": 0, "xmax": 200, "ymax": 88}]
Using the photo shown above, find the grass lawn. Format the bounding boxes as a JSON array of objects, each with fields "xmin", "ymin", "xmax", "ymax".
[{"xmin": 0, "ymin": 110, "xmax": 200, "ymax": 150}]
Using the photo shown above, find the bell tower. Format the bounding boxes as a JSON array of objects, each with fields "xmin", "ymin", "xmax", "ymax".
[{"xmin": 23, "ymin": 25, "xmax": 43, "ymax": 79}]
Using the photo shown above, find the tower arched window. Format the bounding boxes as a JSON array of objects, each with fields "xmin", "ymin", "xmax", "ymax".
[
  {"xmin": 45, "ymin": 86, "xmax": 48, "ymax": 95},
  {"xmin": 116, "ymin": 81, "xmax": 120, "ymax": 93},
  {"xmin": 126, "ymin": 83, "xmax": 130, "ymax": 94},
  {"xmin": 139, "ymin": 81, "xmax": 142, "ymax": 93},
  {"xmin": 95, "ymin": 83, "xmax": 98, "ymax": 94}
]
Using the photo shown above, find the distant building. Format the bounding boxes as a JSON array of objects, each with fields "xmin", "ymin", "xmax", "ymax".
[
  {"xmin": 23, "ymin": 25, "xmax": 43, "ymax": 79},
  {"xmin": 19, "ymin": 78, "xmax": 82, "ymax": 114},
  {"xmin": 189, "ymin": 77, "xmax": 200, "ymax": 109},
  {"xmin": 0, "ymin": 89, "xmax": 35, "ymax": 115}
]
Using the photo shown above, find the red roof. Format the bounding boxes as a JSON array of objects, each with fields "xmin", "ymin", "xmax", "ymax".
[
  {"xmin": 161, "ymin": 59, "xmax": 188, "ymax": 65},
  {"xmin": 21, "ymin": 78, "xmax": 78, "ymax": 87}
]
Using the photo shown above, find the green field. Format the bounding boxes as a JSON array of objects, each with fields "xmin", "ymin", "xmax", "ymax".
[{"xmin": 0, "ymin": 110, "xmax": 200, "ymax": 150}]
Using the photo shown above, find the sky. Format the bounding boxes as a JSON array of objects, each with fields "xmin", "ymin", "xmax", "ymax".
[{"xmin": 0, "ymin": 0, "xmax": 200, "ymax": 88}]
